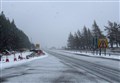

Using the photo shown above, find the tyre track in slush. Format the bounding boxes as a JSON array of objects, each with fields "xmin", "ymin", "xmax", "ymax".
[{"xmin": 46, "ymin": 50, "xmax": 120, "ymax": 83}]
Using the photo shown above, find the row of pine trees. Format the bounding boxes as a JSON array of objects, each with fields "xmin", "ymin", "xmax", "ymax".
[
  {"xmin": 67, "ymin": 21, "xmax": 120, "ymax": 50},
  {"xmin": 0, "ymin": 12, "xmax": 32, "ymax": 51}
]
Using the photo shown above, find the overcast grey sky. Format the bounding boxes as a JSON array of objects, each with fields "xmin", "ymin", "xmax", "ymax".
[{"xmin": 0, "ymin": 0, "xmax": 120, "ymax": 48}]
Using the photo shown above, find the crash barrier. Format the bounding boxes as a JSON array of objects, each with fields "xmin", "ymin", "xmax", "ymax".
[
  {"xmin": 0, "ymin": 51, "xmax": 45, "ymax": 62},
  {"xmin": 37, "ymin": 50, "xmax": 45, "ymax": 55},
  {"xmin": 0, "ymin": 53, "xmax": 24, "ymax": 62},
  {"xmin": 26, "ymin": 51, "xmax": 45, "ymax": 59}
]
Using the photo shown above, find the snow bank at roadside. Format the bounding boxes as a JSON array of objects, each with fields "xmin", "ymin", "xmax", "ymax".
[
  {"xmin": 0, "ymin": 52, "xmax": 48, "ymax": 70},
  {"xmin": 60, "ymin": 50, "xmax": 120, "ymax": 60}
]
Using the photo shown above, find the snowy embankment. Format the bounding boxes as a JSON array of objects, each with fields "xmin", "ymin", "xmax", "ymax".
[
  {"xmin": 0, "ymin": 51, "xmax": 48, "ymax": 70},
  {"xmin": 59, "ymin": 50, "xmax": 120, "ymax": 60}
]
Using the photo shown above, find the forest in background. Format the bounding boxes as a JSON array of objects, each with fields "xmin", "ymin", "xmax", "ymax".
[
  {"xmin": 67, "ymin": 20, "xmax": 120, "ymax": 50},
  {"xmin": 0, "ymin": 12, "xmax": 33, "ymax": 51}
]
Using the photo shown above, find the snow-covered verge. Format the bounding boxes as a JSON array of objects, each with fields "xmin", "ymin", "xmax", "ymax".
[
  {"xmin": 0, "ymin": 51, "xmax": 48, "ymax": 70},
  {"xmin": 60, "ymin": 50, "xmax": 120, "ymax": 60}
]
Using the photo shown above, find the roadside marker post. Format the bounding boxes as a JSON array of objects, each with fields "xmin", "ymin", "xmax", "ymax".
[
  {"xmin": 104, "ymin": 48, "xmax": 106, "ymax": 56},
  {"xmin": 14, "ymin": 52, "xmax": 17, "ymax": 61},
  {"xmin": 6, "ymin": 55, "xmax": 9, "ymax": 62},
  {"xmin": 92, "ymin": 37, "xmax": 95, "ymax": 55},
  {"xmin": 92, "ymin": 37, "xmax": 98, "ymax": 55}
]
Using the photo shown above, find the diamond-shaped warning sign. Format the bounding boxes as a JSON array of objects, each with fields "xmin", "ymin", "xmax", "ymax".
[{"xmin": 98, "ymin": 38, "xmax": 108, "ymax": 48}]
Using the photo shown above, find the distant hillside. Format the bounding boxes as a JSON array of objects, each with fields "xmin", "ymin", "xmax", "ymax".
[{"xmin": 0, "ymin": 11, "xmax": 31, "ymax": 50}]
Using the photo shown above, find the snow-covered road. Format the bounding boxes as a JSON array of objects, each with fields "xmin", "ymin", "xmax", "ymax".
[
  {"xmin": 50, "ymin": 49, "xmax": 120, "ymax": 70},
  {"xmin": 0, "ymin": 49, "xmax": 120, "ymax": 83},
  {"xmin": 46, "ymin": 49, "xmax": 120, "ymax": 83}
]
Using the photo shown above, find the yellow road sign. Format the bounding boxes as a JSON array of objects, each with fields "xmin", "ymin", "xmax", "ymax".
[
  {"xmin": 98, "ymin": 38, "xmax": 108, "ymax": 48},
  {"xmin": 36, "ymin": 44, "xmax": 40, "ymax": 49}
]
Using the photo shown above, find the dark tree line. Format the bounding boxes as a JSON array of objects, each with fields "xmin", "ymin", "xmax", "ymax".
[
  {"xmin": 67, "ymin": 20, "xmax": 120, "ymax": 50},
  {"xmin": 105, "ymin": 21, "xmax": 120, "ymax": 48},
  {"xmin": 0, "ymin": 12, "xmax": 32, "ymax": 51}
]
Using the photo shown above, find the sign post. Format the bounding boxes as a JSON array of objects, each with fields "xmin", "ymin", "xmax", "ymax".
[{"xmin": 93, "ymin": 37, "xmax": 98, "ymax": 55}]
